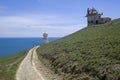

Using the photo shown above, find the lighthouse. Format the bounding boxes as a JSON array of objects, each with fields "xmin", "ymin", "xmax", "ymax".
[{"xmin": 42, "ymin": 32, "xmax": 49, "ymax": 44}]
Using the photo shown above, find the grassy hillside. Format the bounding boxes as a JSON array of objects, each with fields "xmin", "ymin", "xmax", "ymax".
[
  {"xmin": 0, "ymin": 50, "xmax": 28, "ymax": 80},
  {"xmin": 37, "ymin": 18, "xmax": 120, "ymax": 80}
]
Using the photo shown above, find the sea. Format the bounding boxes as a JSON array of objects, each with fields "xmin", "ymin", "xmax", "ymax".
[{"xmin": 0, "ymin": 37, "xmax": 59, "ymax": 57}]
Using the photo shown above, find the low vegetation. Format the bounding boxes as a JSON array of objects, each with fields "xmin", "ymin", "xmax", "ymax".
[
  {"xmin": 37, "ymin": 18, "xmax": 120, "ymax": 80},
  {"xmin": 0, "ymin": 50, "xmax": 28, "ymax": 80}
]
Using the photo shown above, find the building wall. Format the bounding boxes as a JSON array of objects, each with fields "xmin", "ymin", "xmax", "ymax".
[
  {"xmin": 43, "ymin": 38, "xmax": 48, "ymax": 44},
  {"xmin": 86, "ymin": 8, "xmax": 111, "ymax": 26},
  {"xmin": 87, "ymin": 14, "xmax": 101, "ymax": 26},
  {"xmin": 100, "ymin": 18, "xmax": 111, "ymax": 24}
]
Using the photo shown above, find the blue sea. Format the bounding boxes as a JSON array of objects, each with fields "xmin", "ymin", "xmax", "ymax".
[{"xmin": 0, "ymin": 37, "xmax": 59, "ymax": 57}]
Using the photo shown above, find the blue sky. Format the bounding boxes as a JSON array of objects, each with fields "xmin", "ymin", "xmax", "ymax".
[{"xmin": 0, "ymin": 0, "xmax": 120, "ymax": 37}]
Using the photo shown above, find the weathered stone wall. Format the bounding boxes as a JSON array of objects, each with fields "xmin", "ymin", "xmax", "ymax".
[{"xmin": 86, "ymin": 8, "xmax": 111, "ymax": 26}]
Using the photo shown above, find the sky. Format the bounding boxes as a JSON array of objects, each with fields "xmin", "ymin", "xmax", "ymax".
[{"xmin": 0, "ymin": 0, "xmax": 120, "ymax": 37}]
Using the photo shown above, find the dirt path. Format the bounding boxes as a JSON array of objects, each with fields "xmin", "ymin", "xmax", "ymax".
[{"xmin": 16, "ymin": 46, "xmax": 62, "ymax": 80}]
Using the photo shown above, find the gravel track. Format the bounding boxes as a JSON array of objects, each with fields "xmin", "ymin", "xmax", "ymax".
[{"xmin": 16, "ymin": 46, "xmax": 62, "ymax": 80}]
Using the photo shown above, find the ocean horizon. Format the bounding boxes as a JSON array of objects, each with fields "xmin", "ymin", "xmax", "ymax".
[{"xmin": 0, "ymin": 37, "xmax": 59, "ymax": 57}]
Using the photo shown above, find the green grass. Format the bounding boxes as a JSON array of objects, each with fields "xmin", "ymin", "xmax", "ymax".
[
  {"xmin": 37, "ymin": 18, "xmax": 120, "ymax": 80},
  {"xmin": 0, "ymin": 50, "xmax": 28, "ymax": 80}
]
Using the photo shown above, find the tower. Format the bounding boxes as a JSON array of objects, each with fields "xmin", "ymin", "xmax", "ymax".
[
  {"xmin": 85, "ymin": 8, "xmax": 103, "ymax": 26},
  {"xmin": 42, "ymin": 32, "xmax": 49, "ymax": 44}
]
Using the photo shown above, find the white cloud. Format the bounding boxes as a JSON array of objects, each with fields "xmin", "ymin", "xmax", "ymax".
[
  {"xmin": 0, "ymin": 14, "xmax": 86, "ymax": 37},
  {"xmin": 0, "ymin": 16, "xmax": 36, "ymax": 26}
]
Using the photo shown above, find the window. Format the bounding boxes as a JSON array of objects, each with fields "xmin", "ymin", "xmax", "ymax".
[
  {"xmin": 91, "ymin": 21, "xmax": 93, "ymax": 23},
  {"xmin": 96, "ymin": 20, "xmax": 98, "ymax": 24},
  {"xmin": 88, "ymin": 21, "xmax": 90, "ymax": 23}
]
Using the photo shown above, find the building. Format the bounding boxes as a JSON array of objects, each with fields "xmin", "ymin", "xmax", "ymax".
[
  {"xmin": 86, "ymin": 8, "xmax": 111, "ymax": 26},
  {"xmin": 42, "ymin": 32, "xmax": 49, "ymax": 44}
]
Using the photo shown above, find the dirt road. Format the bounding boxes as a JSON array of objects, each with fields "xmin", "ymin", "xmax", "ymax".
[{"xmin": 16, "ymin": 46, "xmax": 62, "ymax": 80}]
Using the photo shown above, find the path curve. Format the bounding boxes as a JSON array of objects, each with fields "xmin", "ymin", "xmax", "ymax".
[
  {"xmin": 16, "ymin": 46, "xmax": 62, "ymax": 80},
  {"xmin": 16, "ymin": 46, "xmax": 45, "ymax": 80}
]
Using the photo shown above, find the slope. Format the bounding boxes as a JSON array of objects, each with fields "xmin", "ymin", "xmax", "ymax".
[
  {"xmin": 0, "ymin": 50, "xmax": 28, "ymax": 80},
  {"xmin": 37, "ymin": 18, "xmax": 120, "ymax": 80}
]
